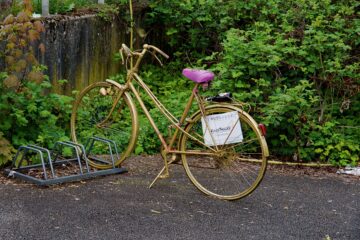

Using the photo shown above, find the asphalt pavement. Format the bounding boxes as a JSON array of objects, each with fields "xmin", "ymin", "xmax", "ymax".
[{"xmin": 0, "ymin": 156, "xmax": 359, "ymax": 240}]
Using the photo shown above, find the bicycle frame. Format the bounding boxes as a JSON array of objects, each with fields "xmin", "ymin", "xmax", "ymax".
[
  {"xmin": 107, "ymin": 73, "xmax": 215, "ymax": 156},
  {"xmin": 105, "ymin": 44, "xmax": 267, "ymax": 155},
  {"xmin": 106, "ymin": 45, "xmax": 230, "ymax": 157},
  {"xmin": 109, "ymin": 72, "xmax": 270, "ymax": 188},
  {"xmin": 96, "ymin": 44, "xmax": 268, "ymax": 187},
  {"xmin": 106, "ymin": 71, "xmax": 227, "ymax": 186},
  {"xmin": 71, "ymin": 43, "xmax": 269, "ymax": 198}
]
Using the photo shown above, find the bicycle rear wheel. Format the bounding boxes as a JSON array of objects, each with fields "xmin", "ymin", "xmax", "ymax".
[
  {"xmin": 71, "ymin": 81, "xmax": 138, "ymax": 169},
  {"xmin": 180, "ymin": 105, "xmax": 268, "ymax": 200}
]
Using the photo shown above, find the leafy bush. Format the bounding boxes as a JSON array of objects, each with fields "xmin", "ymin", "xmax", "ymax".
[
  {"xmin": 1, "ymin": 0, "xmax": 358, "ymax": 167},
  {"xmin": 0, "ymin": 131, "xmax": 14, "ymax": 167},
  {"xmin": 142, "ymin": 0, "xmax": 360, "ymax": 166},
  {"xmin": 31, "ymin": 0, "xmax": 127, "ymax": 15},
  {"xmin": 1, "ymin": 2, "xmax": 46, "ymax": 88},
  {"xmin": 0, "ymin": 72, "xmax": 73, "ymax": 149},
  {"xmin": 145, "ymin": 0, "xmax": 244, "ymax": 61},
  {"xmin": 310, "ymin": 121, "xmax": 359, "ymax": 166},
  {"xmin": 32, "ymin": 0, "xmax": 98, "ymax": 14},
  {"xmin": 261, "ymin": 80, "xmax": 319, "ymax": 160},
  {"xmin": 0, "ymin": 1, "xmax": 73, "ymax": 168}
]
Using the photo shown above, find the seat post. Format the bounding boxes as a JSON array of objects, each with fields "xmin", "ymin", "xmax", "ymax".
[{"xmin": 192, "ymin": 83, "xmax": 200, "ymax": 95}]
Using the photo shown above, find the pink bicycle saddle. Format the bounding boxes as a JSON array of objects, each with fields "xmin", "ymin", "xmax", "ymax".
[{"xmin": 182, "ymin": 68, "xmax": 214, "ymax": 83}]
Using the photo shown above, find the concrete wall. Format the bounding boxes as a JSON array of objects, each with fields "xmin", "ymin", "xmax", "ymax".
[{"xmin": 38, "ymin": 14, "xmax": 127, "ymax": 95}]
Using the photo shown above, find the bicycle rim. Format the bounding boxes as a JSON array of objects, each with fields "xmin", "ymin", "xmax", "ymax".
[
  {"xmin": 71, "ymin": 82, "xmax": 138, "ymax": 169},
  {"xmin": 180, "ymin": 106, "xmax": 267, "ymax": 200}
]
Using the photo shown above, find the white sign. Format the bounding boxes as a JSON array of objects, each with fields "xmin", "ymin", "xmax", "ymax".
[{"xmin": 201, "ymin": 111, "xmax": 243, "ymax": 146}]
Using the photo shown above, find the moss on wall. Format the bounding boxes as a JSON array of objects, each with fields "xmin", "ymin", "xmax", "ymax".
[{"xmin": 38, "ymin": 14, "xmax": 126, "ymax": 95}]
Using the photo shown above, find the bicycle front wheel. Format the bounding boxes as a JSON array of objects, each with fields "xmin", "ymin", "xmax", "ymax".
[
  {"xmin": 180, "ymin": 105, "xmax": 268, "ymax": 200},
  {"xmin": 71, "ymin": 81, "xmax": 138, "ymax": 169}
]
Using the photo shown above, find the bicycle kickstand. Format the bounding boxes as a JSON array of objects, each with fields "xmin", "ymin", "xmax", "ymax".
[{"xmin": 148, "ymin": 151, "xmax": 176, "ymax": 188}]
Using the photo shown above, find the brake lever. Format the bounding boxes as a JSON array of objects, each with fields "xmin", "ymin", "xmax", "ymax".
[{"xmin": 151, "ymin": 50, "xmax": 164, "ymax": 66}]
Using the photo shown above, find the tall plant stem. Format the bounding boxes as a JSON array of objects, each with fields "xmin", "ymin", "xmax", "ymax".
[{"xmin": 129, "ymin": 0, "xmax": 134, "ymax": 68}]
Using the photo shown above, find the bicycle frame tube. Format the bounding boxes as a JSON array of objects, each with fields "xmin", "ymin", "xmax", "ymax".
[
  {"xmin": 127, "ymin": 73, "xmax": 216, "ymax": 154},
  {"xmin": 113, "ymin": 45, "xmax": 217, "ymax": 155}
]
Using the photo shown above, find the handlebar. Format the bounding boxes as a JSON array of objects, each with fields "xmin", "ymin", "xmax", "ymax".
[
  {"xmin": 143, "ymin": 44, "xmax": 169, "ymax": 59},
  {"xmin": 119, "ymin": 43, "xmax": 169, "ymax": 67}
]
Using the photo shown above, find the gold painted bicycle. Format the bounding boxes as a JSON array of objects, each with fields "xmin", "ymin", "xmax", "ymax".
[{"xmin": 70, "ymin": 43, "xmax": 269, "ymax": 200}]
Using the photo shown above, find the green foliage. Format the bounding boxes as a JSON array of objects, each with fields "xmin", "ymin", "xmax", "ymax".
[
  {"xmin": 0, "ymin": 0, "xmax": 46, "ymax": 90},
  {"xmin": 0, "ymin": 72, "xmax": 73, "ymax": 149},
  {"xmin": 1, "ymin": 0, "xmax": 357, "ymax": 167},
  {"xmin": 210, "ymin": 28, "xmax": 276, "ymax": 106},
  {"xmin": 143, "ymin": 0, "xmax": 360, "ymax": 166},
  {"xmin": 0, "ymin": 131, "xmax": 15, "ymax": 167},
  {"xmin": 96, "ymin": 3, "xmax": 120, "ymax": 22},
  {"xmin": 311, "ymin": 121, "xmax": 359, "ymax": 166},
  {"xmin": 0, "ymin": 3, "xmax": 74, "ymax": 169},
  {"xmin": 105, "ymin": 0, "xmax": 128, "ymax": 5},
  {"xmin": 31, "ymin": 0, "xmax": 127, "ymax": 15},
  {"xmin": 146, "ymin": 0, "xmax": 244, "ymax": 61},
  {"xmin": 262, "ymin": 80, "xmax": 320, "ymax": 160},
  {"xmin": 32, "ymin": 0, "xmax": 98, "ymax": 14}
]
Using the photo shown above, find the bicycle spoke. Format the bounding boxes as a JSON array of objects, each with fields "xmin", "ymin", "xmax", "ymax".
[
  {"xmin": 71, "ymin": 82, "xmax": 137, "ymax": 169},
  {"xmin": 220, "ymin": 137, "xmax": 259, "ymax": 152},
  {"xmin": 181, "ymin": 106, "xmax": 267, "ymax": 200},
  {"xmin": 219, "ymin": 117, "xmax": 241, "ymax": 148}
]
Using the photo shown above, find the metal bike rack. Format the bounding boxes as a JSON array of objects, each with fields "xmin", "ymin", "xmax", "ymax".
[
  {"xmin": 85, "ymin": 136, "xmax": 120, "ymax": 168},
  {"xmin": 4, "ymin": 137, "xmax": 126, "ymax": 186}
]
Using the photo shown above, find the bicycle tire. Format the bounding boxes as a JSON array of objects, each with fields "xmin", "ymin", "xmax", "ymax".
[
  {"xmin": 179, "ymin": 105, "xmax": 268, "ymax": 200},
  {"xmin": 70, "ymin": 81, "xmax": 138, "ymax": 169}
]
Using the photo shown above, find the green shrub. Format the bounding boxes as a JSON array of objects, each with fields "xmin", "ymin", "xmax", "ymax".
[
  {"xmin": 143, "ymin": 0, "xmax": 360, "ymax": 166},
  {"xmin": 261, "ymin": 80, "xmax": 319, "ymax": 161},
  {"xmin": 310, "ymin": 121, "xmax": 359, "ymax": 166},
  {"xmin": 0, "ymin": 131, "xmax": 14, "ymax": 167},
  {"xmin": 0, "ymin": 2, "xmax": 73, "ymax": 166},
  {"xmin": 32, "ymin": 0, "xmax": 98, "ymax": 14},
  {"xmin": 0, "ymin": 72, "xmax": 73, "ymax": 149}
]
